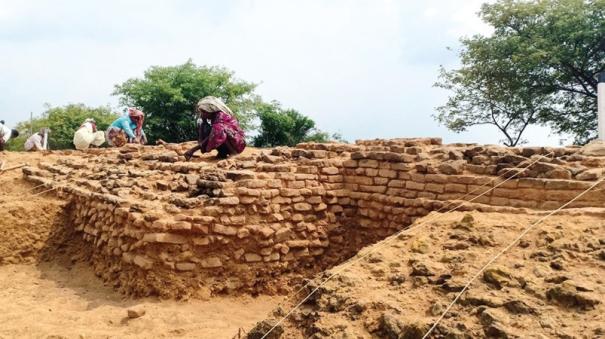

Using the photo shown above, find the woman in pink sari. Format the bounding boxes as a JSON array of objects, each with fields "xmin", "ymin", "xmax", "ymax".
[{"xmin": 184, "ymin": 96, "xmax": 246, "ymax": 160}]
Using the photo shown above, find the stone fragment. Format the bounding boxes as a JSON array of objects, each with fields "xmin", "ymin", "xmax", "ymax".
[
  {"xmin": 483, "ymin": 266, "xmax": 520, "ymax": 289},
  {"xmin": 246, "ymin": 319, "xmax": 283, "ymax": 339},
  {"xmin": 546, "ymin": 285, "xmax": 600, "ymax": 310},
  {"xmin": 127, "ymin": 309, "xmax": 146, "ymax": 319},
  {"xmin": 132, "ymin": 255, "xmax": 153, "ymax": 270}
]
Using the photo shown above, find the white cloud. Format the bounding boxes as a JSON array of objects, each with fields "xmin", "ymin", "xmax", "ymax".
[{"xmin": 0, "ymin": 0, "xmax": 560, "ymax": 146}]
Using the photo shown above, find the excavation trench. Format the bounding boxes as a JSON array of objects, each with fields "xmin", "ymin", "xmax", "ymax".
[{"xmin": 8, "ymin": 138, "xmax": 605, "ymax": 301}]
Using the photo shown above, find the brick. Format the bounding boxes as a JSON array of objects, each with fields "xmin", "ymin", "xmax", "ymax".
[
  {"xmin": 142, "ymin": 233, "xmax": 187, "ymax": 244},
  {"xmin": 200, "ymin": 257, "xmax": 222, "ymax": 268},
  {"xmin": 359, "ymin": 185, "xmax": 387, "ymax": 193},
  {"xmin": 364, "ymin": 169, "xmax": 378, "ymax": 177},
  {"xmin": 244, "ymin": 253, "xmax": 262, "ymax": 262},
  {"xmin": 294, "ymin": 202, "xmax": 312, "ymax": 211},
  {"xmin": 424, "ymin": 174, "xmax": 448, "ymax": 183},
  {"xmin": 345, "ymin": 176, "xmax": 373, "ymax": 185},
  {"xmin": 280, "ymin": 188, "xmax": 301, "ymax": 197},
  {"xmin": 213, "ymin": 224, "xmax": 237, "ymax": 236},
  {"xmin": 321, "ymin": 167, "xmax": 340, "ymax": 175},
  {"xmin": 444, "ymin": 183, "xmax": 467, "ymax": 193},
  {"xmin": 287, "ymin": 240, "xmax": 310, "ymax": 248},
  {"xmin": 343, "ymin": 160, "xmax": 358, "ymax": 168},
  {"xmin": 176, "ymin": 262, "xmax": 197, "ymax": 271},
  {"xmin": 359, "ymin": 159, "xmax": 379, "ymax": 168},
  {"xmin": 374, "ymin": 177, "xmax": 389, "ymax": 185},
  {"xmin": 388, "ymin": 180, "xmax": 406, "ymax": 188},
  {"xmin": 287, "ymin": 181, "xmax": 306, "ymax": 189},
  {"xmin": 405, "ymin": 181, "xmax": 425, "ymax": 191},
  {"xmin": 218, "ymin": 197, "xmax": 239, "ymax": 205},
  {"xmin": 425, "ymin": 183, "xmax": 444, "ymax": 193},
  {"xmin": 378, "ymin": 169, "xmax": 397, "ymax": 178}
]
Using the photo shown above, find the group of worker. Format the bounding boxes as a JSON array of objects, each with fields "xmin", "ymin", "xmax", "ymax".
[{"xmin": 0, "ymin": 96, "xmax": 246, "ymax": 159}]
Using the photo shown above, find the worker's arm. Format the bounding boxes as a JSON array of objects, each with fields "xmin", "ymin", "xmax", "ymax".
[{"xmin": 120, "ymin": 119, "xmax": 136, "ymax": 139}]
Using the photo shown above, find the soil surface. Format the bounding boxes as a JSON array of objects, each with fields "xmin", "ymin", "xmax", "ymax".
[
  {"xmin": 256, "ymin": 211, "xmax": 605, "ymax": 338},
  {"xmin": 0, "ymin": 263, "xmax": 281, "ymax": 338}
]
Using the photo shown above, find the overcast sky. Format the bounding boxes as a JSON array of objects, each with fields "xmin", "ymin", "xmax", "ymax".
[{"xmin": 0, "ymin": 0, "xmax": 562, "ymax": 145}]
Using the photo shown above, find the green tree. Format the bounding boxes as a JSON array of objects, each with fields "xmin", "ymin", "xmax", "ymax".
[
  {"xmin": 435, "ymin": 35, "xmax": 552, "ymax": 146},
  {"xmin": 437, "ymin": 0, "xmax": 605, "ymax": 145},
  {"xmin": 8, "ymin": 104, "xmax": 117, "ymax": 151},
  {"xmin": 113, "ymin": 60, "xmax": 260, "ymax": 143},
  {"xmin": 253, "ymin": 101, "xmax": 333, "ymax": 147}
]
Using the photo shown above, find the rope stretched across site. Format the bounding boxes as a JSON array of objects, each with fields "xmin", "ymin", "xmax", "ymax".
[
  {"xmin": 259, "ymin": 152, "xmax": 555, "ymax": 338},
  {"xmin": 421, "ymin": 175, "xmax": 605, "ymax": 338}
]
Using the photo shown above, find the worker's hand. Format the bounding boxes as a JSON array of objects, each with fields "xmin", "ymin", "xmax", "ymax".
[{"xmin": 184, "ymin": 150, "xmax": 194, "ymax": 161}]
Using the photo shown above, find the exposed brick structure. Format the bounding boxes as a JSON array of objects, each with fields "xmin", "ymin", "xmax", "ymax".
[{"xmin": 22, "ymin": 138, "xmax": 605, "ymax": 298}]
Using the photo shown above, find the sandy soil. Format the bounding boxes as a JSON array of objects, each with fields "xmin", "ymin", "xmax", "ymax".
[{"xmin": 0, "ymin": 263, "xmax": 282, "ymax": 339}]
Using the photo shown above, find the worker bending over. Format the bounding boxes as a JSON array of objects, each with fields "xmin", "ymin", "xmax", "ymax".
[
  {"xmin": 24, "ymin": 128, "xmax": 50, "ymax": 151},
  {"xmin": 0, "ymin": 120, "xmax": 20, "ymax": 151},
  {"xmin": 106, "ymin": 108, "xmax": 147, "ymax": 147},
  {"xmin": 73, "ymin": 118, "xmax": 106, "ymax": 150}
]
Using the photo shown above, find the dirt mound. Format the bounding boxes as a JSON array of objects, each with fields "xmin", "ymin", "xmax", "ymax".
[{"xmin": 257, "ymin": 211, "xmax": 605, "ymax": 338}]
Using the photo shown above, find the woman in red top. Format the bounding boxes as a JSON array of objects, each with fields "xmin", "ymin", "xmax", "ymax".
[{"xmin": 185, "ymin": 96, "xmax": 246, "ymax": 160}]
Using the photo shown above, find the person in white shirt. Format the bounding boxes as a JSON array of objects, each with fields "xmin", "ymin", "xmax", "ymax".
[
  {"xmin": 0, "ymin": 121, "xmax": 20, "ymax": 151},
  {"xmin": 73, "ymin": 118, "xmax": 106, "ymax": 150},
  {"xmin": 24, "ymin": 128, "xmax": 50, "ymax": 151}
]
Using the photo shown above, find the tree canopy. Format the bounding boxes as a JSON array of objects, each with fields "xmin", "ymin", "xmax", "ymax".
[
  {"xmin": 7, "ymin": 104, "xmax": 117, "ymax": 151},
  {"xmin": 113, "ymin": 60, "xmax": 261, "ymax": 144},
  {"xmin": 436, "ymin": 0, "xmax": 605, "ymax": 145},
  {"xmin": 253, "ymin": 101, "xmax": 334, "ymax": 147}
]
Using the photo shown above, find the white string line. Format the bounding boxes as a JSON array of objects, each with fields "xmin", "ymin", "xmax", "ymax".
[
  {"xmin": 421, "ymin": 176, "xmax": 605, "ymax": 339},
  {"xmin": 269, "ymin": 152, "xmax": 553, "ymax": 312},
  {"xmin": 30, "ymin": 186, "xmax": 60, "ymax": 197},
  {"xmin": 259, "ymin": 152, "xmax": 554, "ymax": 338}
]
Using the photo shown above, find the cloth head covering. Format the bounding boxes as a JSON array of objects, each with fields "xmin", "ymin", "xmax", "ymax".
[
  {"xmin": 81, "ymin": 118, "xmax": 97, "ymax": 132},
  {"xmin": 196, "ymin": 96, "xmax": 234, "ymax": 117},
  {"xmin": 127, "ymin": 108, "xmax": 145, "ymax": 137}
]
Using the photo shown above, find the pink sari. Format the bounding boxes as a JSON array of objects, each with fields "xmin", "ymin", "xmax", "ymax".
[{"xmin": 205, "ymin": 111, "xmax": 246, "ymax": 154}]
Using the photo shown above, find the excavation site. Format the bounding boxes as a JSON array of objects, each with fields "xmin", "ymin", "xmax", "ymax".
[{"xmin": 1, "ymin": 138, "xmax": 604, "ymax": 338}]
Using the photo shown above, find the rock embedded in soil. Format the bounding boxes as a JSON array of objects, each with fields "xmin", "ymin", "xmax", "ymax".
[
  {"xmin": 247, "ymin": 319, "xmax": 284, "ymax": 339},
  {"xmin": 127, "ymin": 308, "xmax": 146, "ymax": 319}
]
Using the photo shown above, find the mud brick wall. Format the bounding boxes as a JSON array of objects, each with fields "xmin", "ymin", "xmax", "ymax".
[{"xmin": 21, "ymin": 138, "xmax": 605, "ymax": 298}]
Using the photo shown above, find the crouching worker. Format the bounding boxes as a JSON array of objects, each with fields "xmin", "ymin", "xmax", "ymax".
[
  {"xmin": 106, "ymin": 108, "xmax": 147, "ymax": 147},
  {"xmin": 24, "ymin": 128, "xmax": 50, "ymax": 151},
  {"xmin": 185, "ymin": 96, "xmax": 246, "ymax": 160},
  {"xmin": 73, "ymin": 118, "xmax": 106, "ymax": 150},
  {"xmin": 0, "ymin": 121, "xmax": 19, "ymax": 151}
]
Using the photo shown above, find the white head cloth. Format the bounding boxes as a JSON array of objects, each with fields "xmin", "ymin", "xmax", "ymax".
[{"xmin": 196, "ymin": 96, "xmax": 234, "ymax": 116}]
